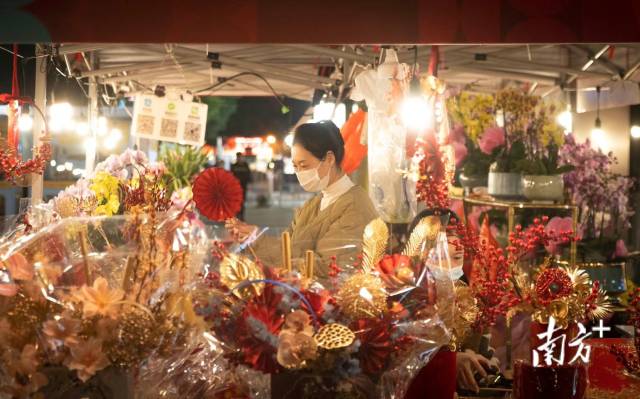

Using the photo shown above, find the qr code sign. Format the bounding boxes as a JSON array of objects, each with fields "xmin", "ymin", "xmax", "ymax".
[
  {"xmin": 184, "ymin": 122, "xmax": 202, "ymax": 142},
  {"xmin": 160, "ymin": 118, "xmax": 178, "ymax": 138},
  {"xmin": 136, "ymin": 115, "xmax": 154, "ymax": 135}
]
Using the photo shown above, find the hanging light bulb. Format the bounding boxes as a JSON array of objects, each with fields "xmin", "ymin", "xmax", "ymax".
[
  {"xmin": 590, "ymin": 86, "xmax": 607, "ymax": 149},
  {"xmin": 557, "ymin": 108, "xmax": 573, "ymax": 133},
  {"xmin": 401, "ymin": 47, "xmax": 432, "ymax": 131},
  {"xmin": 631, "ymin": 125, "xmax": 640, "ymax": 139}
]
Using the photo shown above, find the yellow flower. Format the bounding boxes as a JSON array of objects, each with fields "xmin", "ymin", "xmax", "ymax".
[
  {"xmin": 90, "ymin": 172, "xmax": 120, "ymax": 216},
  {"xmin": 73, "ymin": 277, "xmax": 124, "ymax": 318}
]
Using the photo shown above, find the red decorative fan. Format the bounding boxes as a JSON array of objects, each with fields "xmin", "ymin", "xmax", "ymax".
[{"xmin": 192, "ymin": 167, "xmax": 243, "ymax": 222}]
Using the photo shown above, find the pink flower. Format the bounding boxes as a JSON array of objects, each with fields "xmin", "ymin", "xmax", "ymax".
[
  {"xmin": 544, "ymin": 217, "xmax": 575, "ymax": 255},
  {"xmin": 66, "ymin": 338, "xmax": 110, "ymax": 382},
  {"xmin": 452, "ymin": 140, "xmax": 468, "ymax": 167},
  {"xmin": 478, "ymin": 127, "xmax": 505, "ymax": 155},
  {"xmin": 614, "ymin": 239, "xmax": 628, "ymax": 258},
  {"xmin": 450, "ymin": 124, "xmax": 466, "ymax": 144}
]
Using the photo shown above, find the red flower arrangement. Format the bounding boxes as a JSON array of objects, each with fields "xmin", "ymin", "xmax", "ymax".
[
  {"xmin": 470, "ymin": 217, "xmax": 579, "ymax": 329},
  {"xmin": 415, "ymin": 134, "xmax": 450, "ymax": 210},
  {"xmin": 610, "ymin": 287, "xmax": 640, "ymax": 376},
  {"xmin": 351, "ymin": 318, "xmax": 395, "ymax": 375},
  {"xmin": 192, "ymin": 168, "xmax": 243, "ymax": 222},
  {"xmin": 0, "ymin": 143, "xmax": 51, "ymax": 183}
]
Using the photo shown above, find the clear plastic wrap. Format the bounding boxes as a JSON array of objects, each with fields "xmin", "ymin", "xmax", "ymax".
[
  {"xmin": 0, "ymin": 210, "xmax": 212, "ymax": 398},
  {"xmin": 179, "ymin": 217, "xmax": 454, "ymax": 399}
]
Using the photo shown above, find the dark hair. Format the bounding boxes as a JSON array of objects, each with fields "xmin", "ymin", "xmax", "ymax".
[
  {"xmin": 293, "ymin": 121, "xmax": 344, "ymax": 165},
  {"xmin": 408, "ymin": 208, "xmax": 460, "ymax": 236}
]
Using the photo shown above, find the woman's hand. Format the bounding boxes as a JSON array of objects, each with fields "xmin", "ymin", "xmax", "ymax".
[
  {"xmin": 456, "ymin": 350, "xmax": 494, "ymax": 393},
  {"xmin": 224, "ymin": 218, "xmax": 258, "ymax": 242}
]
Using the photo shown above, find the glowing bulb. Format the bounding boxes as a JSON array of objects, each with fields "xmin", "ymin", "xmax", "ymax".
[
  {"xmin": 49, "ymin": 102, "xmax": 74, "ymax": 131},
  {"xmin": 76, "ymin": 122, "xmax": 89, "ymax": 136},
  {"xmin": 401, "ymin": 96, "xmax": 431, "ymax": 131},
  {"xmin": 351, "ymin": 103, "xmax": 359, "ymax": 113},
  {"xmin": 64, "ymin": 162, "xmax": 73, "ymax": 171},
  {"xmin": 266, "ymin": 135, "xmax": 276, "ymax": 144},
  {"xmin": 50, "ymin": 160, "xmax": 56, "ymax": 167},
  {"xmin": 631, "ymin": 125, "xmax": 640, "ymax": 139},
  {"xmin": 95, "ymin": 116, "xmax": 108, "ymax": 136},
  {"xmin": 591, "ymin": 127, "xmax": 606, "ymax": 149},
  {"xmin": 84, "ymin": 137, "xmax": 96, "ymax": 152},
  {"xmin": 557, "ymin": 111, "xmax": 573, "ymax": 133},
  {"xmin": 18, "ymin": 114, "xmax": 33, "ymax": 131},
  {"xmin": 284, "ymin": 133, "xmax": 294, "ymax": 147},
  {"xmin": 313, "ymin": 101, "xmax": 335, "ymax": 121},
  {"xmin": 72, "ymin": 168, "xmax": 84, "ymax": 176},
  {"xmin": 55, "ymin": 165, "xmax": 65, "ymax": 172},
  {"xmin": 104, "ymin": 128, "xmax": 122, "ymax": 150}
]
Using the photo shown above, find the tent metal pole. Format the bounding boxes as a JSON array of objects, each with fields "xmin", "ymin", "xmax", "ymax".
[{"xmin": 30, "ymin": 44, "xmax": 47, "ymax": 205}]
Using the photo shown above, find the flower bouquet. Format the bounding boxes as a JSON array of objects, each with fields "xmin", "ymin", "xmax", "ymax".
[
  {"xmin": 173, "ymin": 216, "xmax": 457, "ymax": 399},
  {"xmin": 467, "ymin": 217, "xmax": 611, "ymax": 399},
  {"xmin": 610, "ymin": 287, "xmax": 640, "ymax": 379},
  {"xmin": 0, "ymin": 200, "xmax": 211, "ymax": 398}
]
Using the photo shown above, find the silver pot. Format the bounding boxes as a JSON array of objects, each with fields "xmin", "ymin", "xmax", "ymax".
[
  {"xmin": 488, "ymin": 171, "xmax": 523, "ymax": 198},
  {"xmin": 521, "ymin": 174, "xmax": 564, "ymax": 201}
]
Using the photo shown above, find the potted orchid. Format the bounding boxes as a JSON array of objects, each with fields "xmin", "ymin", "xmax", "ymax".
[
  {"xmin": 559, "ymin": 134, "xmax": 634, "ymax": 263},
  {"xmin": 487, "ymin": 89, "xmax": 567, "ymax": 199},
  {"xmin": 516, "ymin": 142, "xmax": 574, "ymax": 201},
  {"xmin": 447, "ymin": 92, "xmax": 501, "ymax": 191}
]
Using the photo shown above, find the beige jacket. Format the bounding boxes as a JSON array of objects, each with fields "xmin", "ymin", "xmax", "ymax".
[{"xmin": 252, "ymin": 185, "xmax": 378, "ymax": 280}]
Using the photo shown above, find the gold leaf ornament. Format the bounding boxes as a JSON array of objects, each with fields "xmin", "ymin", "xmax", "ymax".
[
  {"xmin": 314, "ymin": 323, "xmax": 355, "ymax": 350},
  {"xmin": 402, "ymin": 215, "xmax": 441, "ymax": 257},
  {"xmin": 219, "ymin": 253, "xmax": 264, "ymax": 299},
  {"xmin": 361, "ymin": 218, "xmax": 389, "ymax": 273}
]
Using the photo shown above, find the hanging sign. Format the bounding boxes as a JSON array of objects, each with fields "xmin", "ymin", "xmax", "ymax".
[{"xmin": 130, "ymin": 94, "xmax": 208, "ymax": 146}]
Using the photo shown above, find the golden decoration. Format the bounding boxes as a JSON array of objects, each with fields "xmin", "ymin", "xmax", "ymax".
[
  {"xmin": 219, "ymin": 253, "xmax": 264, "ymax": 299},
  {"xmin": 361, "ymin": 218, "xmax": 388, "ymax": 273},
  {"xmin": 402, "ymin": 215, "xmax": 441, "ymax": 257},
  {"xmin": 449, "ymin": 281, "xmax": 479, "ymax": 350},
  {"xmin": 337, "ymin": 273, "xmax": 388, "ymax": 319},
  {"xmin": 548, "ymin": 299, "xmax": 569, "ymax": 321},
  {"xmin": 314, "ymin": 323, "xmax": 355, "ymax": 350}
]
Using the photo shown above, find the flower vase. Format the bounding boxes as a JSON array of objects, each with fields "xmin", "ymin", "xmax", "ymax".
[
  {"xmin": 512, "ymin": 322, "xmax": 588, "ymax": 399},
  {"xmin": 459, "ymin": 173, "xmax": 488, "ymax": 194},
  {"xmin": 521, "ymin": 175, "xmax": 564, "ymax": 201},
  {"xmin": 488, "ymin": 171, "xmax": 523, "ymax": 198}
]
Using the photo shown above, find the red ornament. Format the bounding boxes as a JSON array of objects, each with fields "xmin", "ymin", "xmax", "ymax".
[
  {"xmin": 236, "ymin": 285, "xmax": 285, "ymax": 373},
  {"xmin": 192, "ymin": 167, "xmax": 243, "ymax": 222},
  {"xmin": 351, "ymin": 318, "xmax": 395, "ymax": 375},
  {"xmin": 534, "ymin": 268, "xmax": 573, "ymax": 305}
]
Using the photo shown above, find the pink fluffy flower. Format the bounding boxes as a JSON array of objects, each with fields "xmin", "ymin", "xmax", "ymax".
[
  {"xmin": 478, "ymin": 127, "xmax": 505, "ymax": 155},
  {"xmin": 452, "ymin": 140, "xmax": 468, "ymax": 167},
  {"xmin": 544, "ymin": 217, "xmax": 576, "ymax": 255}
]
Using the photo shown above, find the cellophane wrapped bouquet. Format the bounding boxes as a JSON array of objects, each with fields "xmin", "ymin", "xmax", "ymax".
[
  {"xmin": 138, "ymin": 214, "xmax": 457, "ymax": 399},
  {"xmin": 0, "ymin": 208, "xmax": 213, "ymax": 399}
]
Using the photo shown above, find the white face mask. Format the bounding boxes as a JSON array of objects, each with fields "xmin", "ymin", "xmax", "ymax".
[{"xmin": 295, "ymin": 161, "xmax": 330, "ymax": 192}]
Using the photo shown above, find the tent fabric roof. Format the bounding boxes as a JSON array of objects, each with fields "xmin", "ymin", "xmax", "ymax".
[{"xmin": 58, "ymin": 43, "xmax": 640, "ymax": 102}]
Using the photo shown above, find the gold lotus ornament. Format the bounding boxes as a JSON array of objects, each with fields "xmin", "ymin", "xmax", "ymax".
[
  {"xmin": 314, "ymin": 323, "xmax": 355, "ymax": 350},
  {"xmin": 219, "ymin": 253, "xmax": 264, "ymax": 299},
  {"xmin": 337, "ymin": 273, "xmax": 388, "ymax": 319}
]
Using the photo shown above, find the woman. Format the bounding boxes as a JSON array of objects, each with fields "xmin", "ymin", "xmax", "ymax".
[
  {"xmin": 404, "ymin": 208, "xmax": 499, "ymax": 399},
  {"xmin": 226, "ymin": 121, "xmax": 378, "ymax": 280}
]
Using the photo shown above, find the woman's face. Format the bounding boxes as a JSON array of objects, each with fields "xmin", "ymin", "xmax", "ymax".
[
  {"xmin": 447, "ymin": 233, "xmax": 464, "ymax": 269},
  {"xmin": 291, "ymin": 143, "xmax": 333, "ymax": 178}
]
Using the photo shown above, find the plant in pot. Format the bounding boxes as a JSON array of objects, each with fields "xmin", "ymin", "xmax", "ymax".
[
  {"xmin": 447, "ymin": 92, "xmax": 497, "ymax": 191},
  {"xmin": 488, "ymin": 88, "xmax": 566, "ymax": 199},
  {"xmin": 488, "ymin": 138, "xmax": 525, "ymax": 198},
  {"xmin": 515, "ymin": 142, "xmax": 574, "ymax": 201},
  {"xmin": 559, "ymin": 134, "xmax": 634, "ymax": 261}
]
